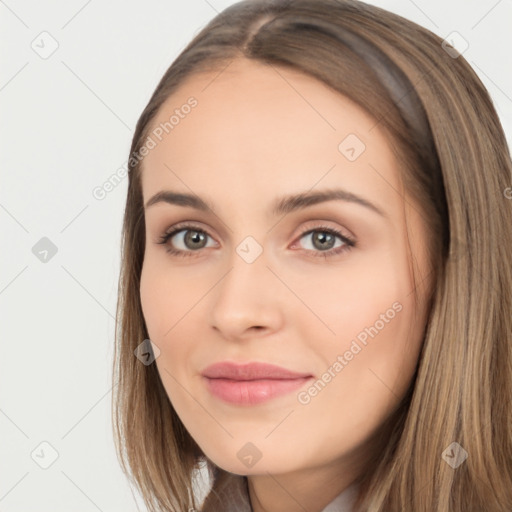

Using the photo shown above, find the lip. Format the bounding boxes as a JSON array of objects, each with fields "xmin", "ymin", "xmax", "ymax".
[
  {"xmin": 201, "ymin": 361, "xmax": 312, "ymax": 380},
  {"xmin": 201, "ymin": 361, "xmax": 313, "ymax": 405}
]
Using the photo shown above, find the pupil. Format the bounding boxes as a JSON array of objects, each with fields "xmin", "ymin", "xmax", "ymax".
[
  {"xmin": 187, "ymin": 231, "xmax": 205, "ymax": 248},
  {"xmin": 314, "ymin": 232, "xmax": 333, "ymax": 250}
]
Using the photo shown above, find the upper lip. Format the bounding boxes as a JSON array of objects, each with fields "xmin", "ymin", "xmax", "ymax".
[{"xmin": 201, "ymin": 361, "xmax": 312, "ymax": 380}]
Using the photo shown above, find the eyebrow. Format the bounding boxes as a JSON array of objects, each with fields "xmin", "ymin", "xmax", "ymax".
[{"xmin": 144, "ymin": 188, "xmax": 387, "ymax": 219}]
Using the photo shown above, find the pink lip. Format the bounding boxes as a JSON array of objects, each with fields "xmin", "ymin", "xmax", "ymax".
[{"xmin": 201, "ymin": 362, "xmax": 313, "ymax": 405}]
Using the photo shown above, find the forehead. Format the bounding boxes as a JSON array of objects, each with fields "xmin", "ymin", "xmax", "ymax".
[{"xmin": 140, "ymin": 58, "xmax": 402, "ymax": 211}]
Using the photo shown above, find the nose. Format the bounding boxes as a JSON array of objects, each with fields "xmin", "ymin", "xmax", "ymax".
[{"xmin": 209, "ymin": 244, "xmax": 285, "ymax": 342}]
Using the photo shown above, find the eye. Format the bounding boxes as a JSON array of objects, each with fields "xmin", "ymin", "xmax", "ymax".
[
  {"xmin": 156, "ymin": 223, "xmax": 356, "ymax": 258},
  {"xmin": 292, "ymin": 225, "xmax": 355, "ymax": 258},
  {"xmin": 157, "ymin": 223, "xmax": 216, "ymax": 257}
]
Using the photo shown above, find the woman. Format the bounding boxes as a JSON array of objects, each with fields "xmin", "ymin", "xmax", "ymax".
[{"xmin": 112, "ymin": 0, "xmax": 512, "ymax": 510}]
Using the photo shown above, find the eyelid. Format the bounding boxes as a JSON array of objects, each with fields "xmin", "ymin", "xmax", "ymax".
[
  {"xmin": 291, "ymin": 219, "xmax": 354, "ymax": 243},
  {"xmin": 157, "ymin": 221, "xmax": 219, "ymax": 247},
  {"xmin": 158, "ymin": 220, "xmax": 214, "ymax": 238},
  {"xmin": 157, "ymin": 219, "xmax": 356, "ymax": 257},
  {"xmin": 159, "ymin": 219, "xmax": 353, "ymax": 241}
]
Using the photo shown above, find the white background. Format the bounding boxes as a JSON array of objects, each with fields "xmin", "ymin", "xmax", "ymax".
[{"xmin": 1, "ymin": 0, "xmax": 511, "ymax": 510}]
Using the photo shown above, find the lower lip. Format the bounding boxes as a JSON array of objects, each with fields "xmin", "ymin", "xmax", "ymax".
[{"xmin": 203, "ymin": 376, "xmax": 313, "ymax": 405}]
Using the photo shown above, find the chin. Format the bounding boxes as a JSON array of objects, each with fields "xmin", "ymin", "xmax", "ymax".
[{"xmin": 199, "ymin": 441, "xmax": 301, "ymax": 476}]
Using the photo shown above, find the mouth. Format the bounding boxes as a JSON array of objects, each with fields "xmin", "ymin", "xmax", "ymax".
[{"xmin": 201, "ymin": 361, "xmax": 314, "ymax": 405}]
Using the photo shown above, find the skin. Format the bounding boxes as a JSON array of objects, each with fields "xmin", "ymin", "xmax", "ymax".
[{"xmin": 139, "ymin": 58, "xmax": 433, "ymax": 512}]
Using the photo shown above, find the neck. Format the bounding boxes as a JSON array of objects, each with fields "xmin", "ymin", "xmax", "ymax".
[{"xmin": 247, "ymin": 461, "xmax": 360, "ymax": 512}]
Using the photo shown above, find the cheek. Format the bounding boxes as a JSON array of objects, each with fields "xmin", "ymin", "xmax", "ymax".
[
  {"xmin": 302, "ymin": 252, "xmax": 421, "ymax": 421},
  {"xmin": 139, "ymin": 261, "xmax": 166, "ymax": 339},
  {"xmin": 332, "ymin": 272, "xmax": 420, "ymax": 394},
  {"xmin": 294, "ymin": 298, "xmax": 421, "ymax": 464},
  {"xmin": 302, "ymin": 257, "xmax": 405, "ymax": 347},
  {"xmin": 139, "ymin": 256, "xmax": 196, "ymax": 340},
  {"xmin": 139, "ymin": 260, "xmax": 201, "ymax": 386}
]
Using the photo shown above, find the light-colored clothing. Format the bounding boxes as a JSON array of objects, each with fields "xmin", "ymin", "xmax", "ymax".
[{"xmin": 199, "ymin": 467, "xmax": 359, "ymax": 512}]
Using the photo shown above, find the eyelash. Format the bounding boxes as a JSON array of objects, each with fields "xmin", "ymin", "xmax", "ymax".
[{"xmin": 156, "ymin": 223, "xmax": 356, "ymax": 259}]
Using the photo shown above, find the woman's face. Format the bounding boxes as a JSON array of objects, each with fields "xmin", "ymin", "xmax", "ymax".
[{"xmin": 139, "ymin": 58, "xmax": 433, "ymax": 477}]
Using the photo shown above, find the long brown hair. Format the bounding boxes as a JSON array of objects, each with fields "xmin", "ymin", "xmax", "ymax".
[{"xmin": 112, "ymin": 1, "xmax": 512, "ymax": 510}]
